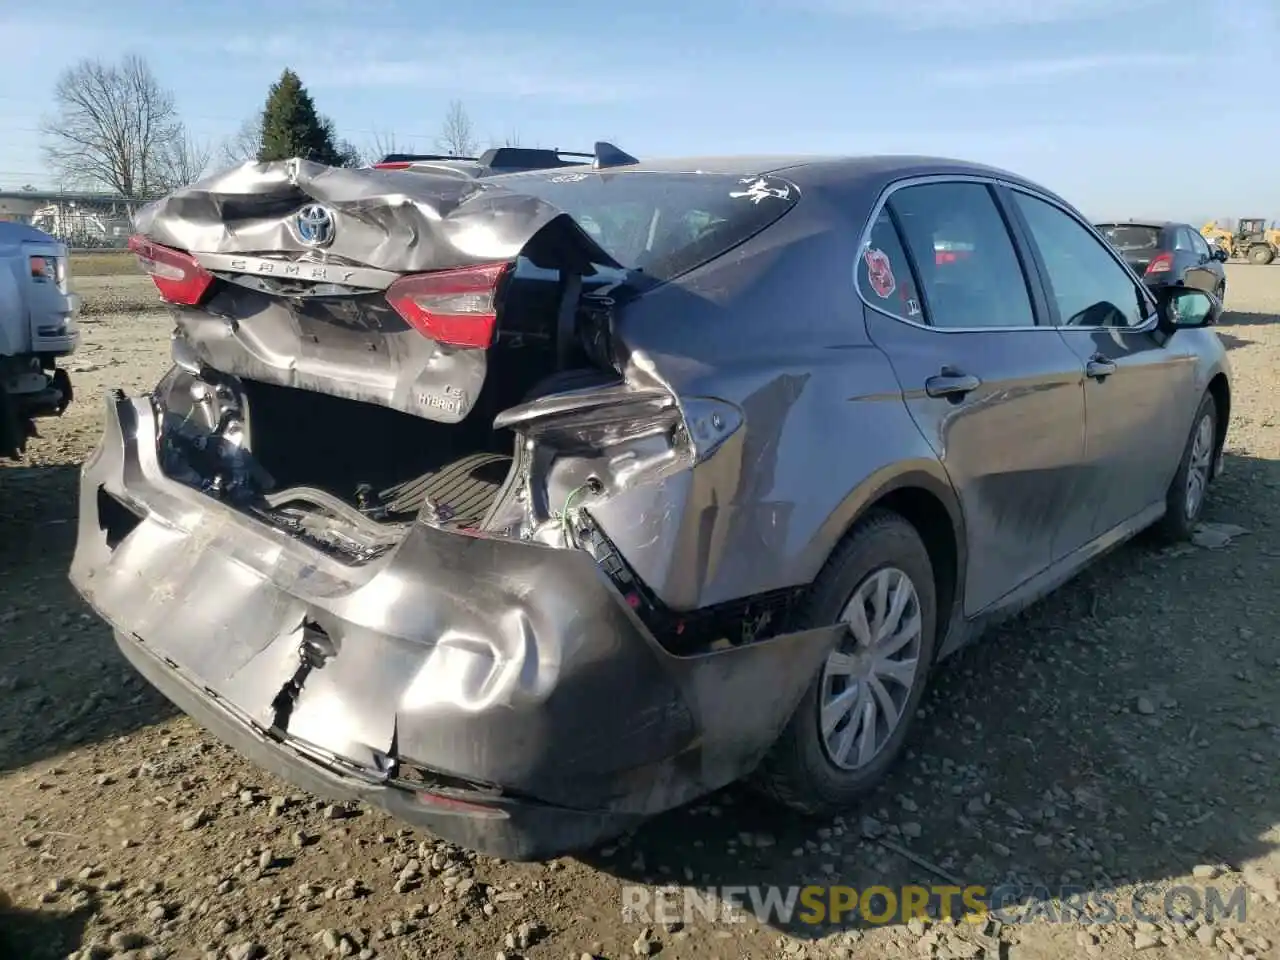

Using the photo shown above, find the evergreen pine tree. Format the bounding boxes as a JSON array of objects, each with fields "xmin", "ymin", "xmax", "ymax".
[{"xmin": 257, "ymin": 69, "xmax": 344, "ymax": 165}]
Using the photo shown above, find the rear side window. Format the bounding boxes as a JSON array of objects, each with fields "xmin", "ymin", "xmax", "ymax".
[
  {"xmin": 857, "ymin": 210, "xmax": 923, "ymax": 322},
  {"xmin": 1097, "ymin": 224, "xmax": 1163, "ymax": 253},
  {"xmin": 495, "ymin": 170, "xmax": 799, "ymax": 282},
  {"xmin": 888, "ymin": 182, "xmax": 1037, "ymax": 329}
]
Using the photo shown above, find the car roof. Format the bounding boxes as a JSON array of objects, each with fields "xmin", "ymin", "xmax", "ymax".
[
  {"xmin": 1095, "ymin": 219, "xmax": 1183, "ymax": 230},
  {"xmin": 509, "ymin": 153, "xmax": 1024, "ymax": 179},
  {"xmin": 492, "ymin": 153, "xmax": 1062, "ymax": 199}
]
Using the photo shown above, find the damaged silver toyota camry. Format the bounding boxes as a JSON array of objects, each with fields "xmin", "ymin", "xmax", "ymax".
[{"xmin": 70, "ymin": 144, "xmax": 1231, "ymax": 859}]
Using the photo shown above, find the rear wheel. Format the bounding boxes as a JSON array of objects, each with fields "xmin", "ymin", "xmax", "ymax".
[
  {"xmin": 1157, "ymin": 392, "xmax": 1217, "ymax": 541},
  {"xmin": 1248, "ymin": 244, "xmax": 1275, "ymax": 266},
  {"xmin": 751, "ymin": 509, "xmax": 937, "ymax": 814},
  {"xmin": 1215, "ymin": 281, "xmax": 1227, "ymax": 305}
]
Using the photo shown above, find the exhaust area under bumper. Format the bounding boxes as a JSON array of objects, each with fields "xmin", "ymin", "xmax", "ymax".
[{"xmin": 69, "ymin": 391, "xmax": 839, "ymax": 859}]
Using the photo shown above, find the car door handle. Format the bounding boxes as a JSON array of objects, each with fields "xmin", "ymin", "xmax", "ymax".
[
  {"xmin": 1086, "ymin": 357, "xmax": 1117, "ymax": 380},
  {"xmin": 925, "ymin": 371, "xmax": 981, "ymax": 399}
]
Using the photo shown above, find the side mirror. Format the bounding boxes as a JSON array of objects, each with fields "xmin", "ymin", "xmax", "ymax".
[
  {"xmin": 1156, "ymin": 285, "xmax": 1220, "ymax": 333},
  {"xmin": 1213, "ymin": 247, "xmax": 1230, "ymax": 262}
]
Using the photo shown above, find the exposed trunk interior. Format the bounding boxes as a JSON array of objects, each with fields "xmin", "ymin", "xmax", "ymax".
[
  {"xmin": 239, "ymin": 338, "xmax": 565, "ymax": 528},
  {"xmin": 153, "ymin": 261, "xmax": 628, "ymax": 563}
]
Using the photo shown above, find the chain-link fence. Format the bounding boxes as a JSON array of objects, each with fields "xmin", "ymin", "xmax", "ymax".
[{"xmin": 0, "ymin": 193, "xmax": 152, "ymax": 250}]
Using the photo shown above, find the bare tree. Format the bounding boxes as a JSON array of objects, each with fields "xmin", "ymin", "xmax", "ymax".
[
  {"xmin": 40, "ymin": 54, "xmax": 184, "ymax": 197},
  {"xmin": 333, "ymin": 137, "xmax": 363, "ymax": 168},
  {"xmin": 361, "ymin": 129, "xmax": 406, "ymax": 165},
  {"xmin": 317, "ymin": 117, "xmax": 363, "ymax": 168},
  {"xmin": 155, "ymin": 128, "xmax": 212, "ymax": 190},
  {"xmin": 496, "ymin": 130, "xmax": 522, "ymax": 148},
  {"xmin": 220, "ymin": 112, "xmax": 264, "ymax": 166},
  {"xmin": 436, "ymin": 100, "xmax": 478, "ymax": 158}
]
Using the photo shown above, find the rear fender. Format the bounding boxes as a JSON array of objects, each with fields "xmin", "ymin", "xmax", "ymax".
[{"xmin": 483, "ymin": 374, "xmax": 745, "ymax": 552}]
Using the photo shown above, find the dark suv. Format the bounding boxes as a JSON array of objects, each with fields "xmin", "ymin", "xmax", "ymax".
[{"xmin": 1096, "ymin": 220, "xmax": 1228, "ymax": 302}]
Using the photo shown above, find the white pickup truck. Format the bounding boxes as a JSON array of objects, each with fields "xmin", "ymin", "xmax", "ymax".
[{"xmin": 0, "ymin": 221, "xmax": 80, "ymax": 459}]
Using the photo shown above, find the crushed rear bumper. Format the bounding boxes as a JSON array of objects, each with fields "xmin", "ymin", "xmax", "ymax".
[{"xmin": 69, "ymin": 391, "xmax": 839, "ymax": 859}]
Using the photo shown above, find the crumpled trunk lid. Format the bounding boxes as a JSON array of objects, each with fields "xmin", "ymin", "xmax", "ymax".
[
  {"xmin": 133, "ymin": 158, "xmax": 621, "ymax": 423},
  {"xmin": 134, "ymin": 158, "xmax": 619, "ymax": 276}
]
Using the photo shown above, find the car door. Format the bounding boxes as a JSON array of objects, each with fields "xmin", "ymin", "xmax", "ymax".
[
  {"xmin": 1006, "ymin": 189, "xmax": 1200, "ymax": 540},
  {"xmin": 1169, "ymin": 225, "xmax": 1196, "ymax": 286},
  {"xmin": 1185, "ymin": 228, "xmax": 1224, "ymax": 293},
  {"xmin": 857, "ymin": 179, "xmax": 1089, "ymax": 616}
]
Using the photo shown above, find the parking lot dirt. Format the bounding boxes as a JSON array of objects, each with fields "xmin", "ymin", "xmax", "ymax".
[{"xmin": 2, "ymin": 265, "xmax": 1280, "ymax": 960}]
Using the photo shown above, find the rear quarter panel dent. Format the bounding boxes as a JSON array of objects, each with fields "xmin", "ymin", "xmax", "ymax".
[
  {"xmin": 595, "ymin": 345, "xmax": 955, "ymax": 611},
  {"xmin": 595, "ymin": 195, "xmax": 963, "ymax": 611}
]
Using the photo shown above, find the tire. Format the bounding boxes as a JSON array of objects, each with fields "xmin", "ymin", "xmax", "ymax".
[
  {"xmin": 1157, "ymin": 392, "xmax": 1217, "ymax": 541},
  {"xmin": 1215, "ymin": 281, "xmax": 1227, "ymax": 305},
  {"xmin": 1248, "ymin": 245, "xmax": 1275, "ymax": 266},
  {"xmin": 0, "ymin": 387, "xmax": 24, "ymax": 460},
  {"xmin": 750, "ymin": 509, "xmax": 938, "ymax": 815}
]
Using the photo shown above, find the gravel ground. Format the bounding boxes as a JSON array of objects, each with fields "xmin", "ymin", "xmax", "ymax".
[
  {"xmin": 3, "ymin": 266, "xmax": 1280, "ymax": 960},
  {"xmin": 73, "ymin": 274, "xmax": 162, "ymax": 318}
]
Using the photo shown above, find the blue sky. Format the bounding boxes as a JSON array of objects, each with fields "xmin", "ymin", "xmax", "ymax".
[{"xmin": 0, "ymin": 0, "xmax": 1275, "ymax": 222}]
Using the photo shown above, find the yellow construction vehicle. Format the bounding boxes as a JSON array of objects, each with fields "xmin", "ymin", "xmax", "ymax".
[
  {"xmin": 1200, "ymin": 220, "xmax": 1235, "ymax": 255},
  {"xmin": 1201, "ymin": 218, "xmax": 1279, "ymax": 264}
]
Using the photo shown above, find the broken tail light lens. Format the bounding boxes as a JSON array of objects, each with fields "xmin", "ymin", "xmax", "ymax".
[
  {"xmin": 385, "ymin": 261, "xmax": 513, "ymax": 349},
  {"xmin": 128, "ymin": 234, "xmax": 214, "ymax": 306},
  {"xmin": 1145, "ymin": 253, "xmax": 1174, "ymax": 276}
]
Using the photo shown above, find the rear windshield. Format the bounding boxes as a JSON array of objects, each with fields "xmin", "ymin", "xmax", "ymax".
[
  {"xmin": 1096, "ymin": 224, "xmax": 1163, "ymax": 252},
  {"xmin": 494, "ymin": 170, "xmax": 800, "ymax": 281}
]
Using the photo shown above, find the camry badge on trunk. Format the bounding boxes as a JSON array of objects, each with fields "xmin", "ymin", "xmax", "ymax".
[{"xmin": 292, "ymin": 204, "xmax": 336, "ymax": 248}]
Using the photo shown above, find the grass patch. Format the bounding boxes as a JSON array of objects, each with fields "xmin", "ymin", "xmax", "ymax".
[{"xmin": 70, "ymin": 249, "xmax": 137, "ymax": 277}]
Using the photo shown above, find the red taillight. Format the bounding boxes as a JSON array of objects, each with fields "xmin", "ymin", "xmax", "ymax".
[
  {"xmin": 29, "ymin": 256, "xmax": 51, "ymax": 280},
  {"xmin": 1145, "ymin": 253, "xmax": 1173, "ymax": 276},
  {"xmin": 373, "ymin": 161, "xmax": 413, "ymax": 170},
  {"xmin": 385, "ymin": 262, "xmax": 513, "ymax": 348},
  {"xmin": 127, "ymin": 234, "xmax": 214, "ymax": 305},
  {"xmin": 935, "ymin": 251, "xmax": 957, "ymax": 265}
]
